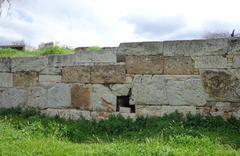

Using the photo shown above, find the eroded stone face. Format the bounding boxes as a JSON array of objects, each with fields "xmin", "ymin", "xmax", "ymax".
[
  {"xmin": 110, "ymin": 84, "xmax": 131, "ymax": 96},
  {"xmin": 163, "ymin": 40, "xmax": 192, "ymax": 56},
  {"xmin": 92, "ymin": 84, "xmax": 116, "ymax": 112},
  {"xmin": 71, "ymin": 84, "xmax": 92, "ymax": 110},
  {"xmin": 193, "ymin": 56, "xmax": 229, "ymax": 69},
  {"xmin": 62, "ymin": 66, "xmax": 91, "ymax": 83},
  {"xmin": 91, "ymin": 64, "xmax": 126, "ymax": 84},
  {"xmin": 126, "ymin": 56, "xmax": 164, "ymax": 74},
  {"xmin": 164, "ymin": 57, "xmax": 195, "ymax": 75},
  {"xmin": 201, "ymin": 70, "xmax": 240, "ymax": 102},
  {"xmin": 27, "ymin": 87, "xmax": 47, "ymax": 109},
  {"xmin": 0, "ymin": 73, "xmax": 13, "ymax": 87},
  {"xmin": 0, "ymin": 58, "xmax": 11, "ymax": 72},
  {"xmin": 13, "ymin": 72, "xmax": 38, "ymax": 87},
  {"xmin": 39, "ymin": 75, "xmax": 62, "ymax": 85},
  {"xmin": 130, "ymin": 75, "xmax": 168, "ymax": 105}
]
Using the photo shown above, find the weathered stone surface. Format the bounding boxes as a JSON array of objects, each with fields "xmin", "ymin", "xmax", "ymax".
[
  {"xmin": 232, "ymin": 55, "xmax": 240, "ymax": 68},
  {"xmin": 40, "ymin": 66, "xmax": 61, "ymax": 75},
  {"xmin": 136, "ymin": 105, "xmax": 197, "ymax": 117},
  {"xmin": 27, "ymin": 87, "xmax": 47, "ymax": 109},
  {"xmin": 164, "ymin": 57, "xmax": 195, "ymax": 75},
  {"xmin": 163, "ymin": 40, "xmax": 192, "ymax": 56},
  {"xmin": 13, "ymin": 72, "xmax": 38, "ymax": 87},
  {"xmin": 166, "ymin": 77, "xmax": 206, "ymax": 106},
  {"xmin": 41, "ymin": 109, "xmax": 92, "ymax": 120},
  {"xmin": 62, "ymin": 66, "xmax": 91, "ymax": 83},
  {"xmin": 110, "ymin": 84, "xmax": 131, "ymax": 96},
  {"xmin": 91, "ymin": 111, "xmax": 112, "ymax": 121},
  {"xmin": 0, "ymin": 88, "xmax": 28, "ymax": 108},
  {"xmin": 91, "ymin": 64, "xmax": 126, "ymax": 84},
  {"xmin": 193, "ymin": 56, "xmax": 229, "ymax": 69},
  {"xmin": 112, "ymin": 112, "xmax": 136, "ymax": 120},
  {"xmin": 126, "ymin": 56, "xmax": 164, "ymax": 74},
  {"xmin": 47, "ymin": 84, "xmax": 71, "ymax": 108},
  {"xmin": 119, "ymin": 107, "xmax": 131, "ymax": 113},
  {"xmin": 0, "ymin": 58, "xmax": 11, "ymax": 72},
  {"xmin": 39, "ymin": 75, "xmax": 61, "ymax": 85},
  {"xmin": 117, "ymin": 42, "xmax": 163, "ymax": 56},
  {"xmin": 12, "ymin": 57, "xmax": 48, "ymax": 72},
  {"xmin": 201, "ymin": 70, "xmax": 240, "ymax": 102},
  {"xmin": 92, "ymin": 84, "xmax": 116, "ymax": 112},
  {"xmin": 0, "ymin": 73, "xmax": 13, "ymax": 87},
  {"xmin": 71, "ymin": 84, "xmax": 92, "ymax": 110},
  {"xmin": 130, "ymin": 75, "xmax": 168, "ymax": 105}
]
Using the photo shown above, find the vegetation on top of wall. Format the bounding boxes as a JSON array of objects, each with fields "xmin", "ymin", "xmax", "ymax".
[
  {"xmin": 0, "ymin": 108, "xmax": 240, "ymax": 155},
  {"xmin": 86, "ymin": 46, "xmax": 102, "ymax": 52},
  {"xmin": 0, "ymin": 46, "xmax": 75, "ymax": 58}
]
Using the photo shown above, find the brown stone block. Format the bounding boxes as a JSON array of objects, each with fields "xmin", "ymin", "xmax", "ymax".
[
  {"xmin": 164, "ymin": 57, "xmax": 195, "ymax": 75},
  {"xmin": 71, "ymin": 84, "xmax": 92, "ymax": 110},
  {"xmin": 62, "ymin": 66, "xmax": 91, "ymax": 83},
  {"xmin": 13, "ymin": 72, "xmax": 38, "ymax": 87},
  {"xmin": 91, "ymin": 64, "xmax": 126, "ymax": 84},
  {"xmin": 126, "ymin": 56, "xmax": 164, "ymax": 74}
]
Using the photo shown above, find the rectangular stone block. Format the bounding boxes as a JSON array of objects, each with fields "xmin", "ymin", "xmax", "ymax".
[
  {"xmin": 163, "ymin": 40, "xmax": 192, "ymax": 56},
  {"xmin": 27, "ymin": 87, "xmax": 48, "ymax": 109},
  {"xmin": 13, "ymin": 72, "xmax": 39, "ymax": 87},
  {"xmin": 117, "ymin": 42, "xmax": 163, "ymax": 56},
  {"xmin": 40, "ymin": 66, "xmax": 62, "ymax": 75},
  {"xmin": 119, "ymin": 107, "xmax": 131, "ymax": 113},
  {"xmin": 0, "ymin": 73, "xmax": 13, "ymax": 87},
  {"xmin": 110, "ymin": 84, "xmax": 131, "ymax": 96},
  {"xmin": 92, "ymin": 84, "xmax": 116, "ymax": 112},
  {"xmin": 11, "ymin": 57, "xmax": 48, "ymax": 72},
  {"xmin": 71, "ymin": 84, "xmax": 92, "ymax": 110},
  {"xmin": 0, "ymin": 58, "xmax": 11, "ymax": 72},
  {"xmin": 62, "ymin": 66, "xmax": 91, "ymax": 83},
  {"xmin": 39, "ymin": 75, "xmax": 62, "ymax": 85},
  {"xmin": 164, "ymin": 57, "xmax": 195, "ymax": 75},
  {"xmin": 166, "ymin": 76, "xmax": 206, "ymax": 106},
  {"xmin": 193, "ymin": 56, "xmax": 228, "ymax": 69},
  {"xmin": 130, "ymin": 75, "xmax": 168, "ymax": 105},
  {"xmin": 232, "ymin": 55, "xmax": 240, "ymax": 68},
  {"xmin": 126, "ymin": 56, "xmax": 164, "ymax": 74},
  {"xmin": 91, "ymin": 64, "xmax": 126, "ymax": 84}
]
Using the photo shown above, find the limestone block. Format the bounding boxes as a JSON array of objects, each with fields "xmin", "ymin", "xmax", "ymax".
[
  {"xmin": 126, "ymin": 56, "xmax": 164, "ymax": 74},
  {"xmin": 47, "ymin": 84, "xmax": 71, "ymax": 108},
  {"xmin": 110, "ymin": 84, "xmax": 131, "ymax": 96},
  {"xmin": 166, "ymin": 77, "xmax": 206, "ymax": 106},
  {"xmin": 92, "ymin": 84, "xmax": 116, "ymax": 112},
  {"xmin": 40, "ymin": 66, "xmax": 61, "ymax": 75},
  {"xmin": 41, "ymin": 109, "xmax": 92, "ymax": 120},
  {"xmin": 39, "ymin": 75, "xmax": 61, "ymax": 85},
  {"xmin": 13, "ymin": 72, "xmax": 38, "ymax": 87},
  {"xmin": 0, "ymin": 88, "xmax": 28, "ymax": 108},
  {"xmin": 0, "ymin": 58, "xmax": 11, "ymax": 72},
  {"xmin": 48, "ymin": 55, "xmax": 76, "ymax": 67},
  {"xmin": 11, "ymin": 57, "xmax": 48, "ymax": 72},
  {"xmin": 228, "ymin": 38, "xmax": 240, "ymax": 54},
  {"xmin": 91, "ymin": 111, "xmax": 112, "ymax": 121},
  {"xmin": 163, "ymin": 40, "xmax": 192, "ymax": 56},
  {"xmin": 62, "ymin": 66, "xmax": 91, "ymax": 83},
  {"xmin": 90, "ymin": 64, "xmax": 126, "ymax": 84},
  {"xmin": 164, "ymin": 57, "xmax": 195, "ymax": 75},
  {"xmin": 112, "ymin": 112, "xmax": 136, "ymax": 120},
  {"xmin": 0, "ymin": 73, "xmax": 13, "ymax": 87},
  {"xmin": 117, "ymin": 42, "xmax": 163, "ymax": 56},
  {"xmin": 193, "ymin": 56, "xmax": 228, "ymax": 69},
  {"xmin": 119, "ymin": 107, "xmax": 131, "ymax": 113},
  {"xmin": 71, "ymin": 84, "xmax": 92, "ymax": 110},
  {"xmin": 232, "ymin": 55, "xmax": 240, "ymax": 68},
  {"xmin": 135, "ymin": 105, "xmax": 197, "ymax": 117},
  {"xmin": 201, "ymin": 70, "xmax": 240, "ymax": 102},
  {"xmin": 27, "ymin": 87, "xmax": 47, "ymax": 109},
  {"xmin": 130, "ymin": 75, "xmax": 168, "ymax": 105}
]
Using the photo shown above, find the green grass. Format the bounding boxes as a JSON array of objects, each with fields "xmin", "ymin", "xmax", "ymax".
[
  {"xmin": 86, "ymin": 46, "xmax": 102, "ymax": 52},
  {"xmin": 0, "ymin": 46, "xmax": 74, "ymax": 58},
  {"xmin": 0, "ymin": 108, "xmax": 240, "ymax": 156}
]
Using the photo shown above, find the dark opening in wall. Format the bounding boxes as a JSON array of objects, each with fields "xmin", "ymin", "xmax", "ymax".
[{"xmin": 117, "ymin": 96, "xmax": 135, "ymax": 113}]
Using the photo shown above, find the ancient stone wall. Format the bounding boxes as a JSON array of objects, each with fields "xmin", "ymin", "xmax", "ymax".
[{"xmin": 1, "ymin": 38, "xmax": 240, "ymax": 120}]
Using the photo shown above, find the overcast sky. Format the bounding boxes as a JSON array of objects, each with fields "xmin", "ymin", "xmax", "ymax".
[{"xmin": 0, "ymin": 0, "xmax": 240, "ymax": 47}]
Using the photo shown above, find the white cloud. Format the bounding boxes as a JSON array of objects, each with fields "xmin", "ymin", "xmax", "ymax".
[{"xmin": 0, "ymin": 0, "xmax": 240, "ymax": 47}]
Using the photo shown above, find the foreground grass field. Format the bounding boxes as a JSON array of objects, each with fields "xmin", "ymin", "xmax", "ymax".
[{"xmin": 0, "ymin": 109, "xmax": 240, "ymax": 156}]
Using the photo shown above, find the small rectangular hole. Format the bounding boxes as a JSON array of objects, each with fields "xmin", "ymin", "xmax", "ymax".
[{"xmin": 117, "ymin": 96, "xmax": 135, "ymax": 113}]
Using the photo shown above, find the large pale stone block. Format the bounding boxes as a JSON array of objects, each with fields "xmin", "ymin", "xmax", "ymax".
[
  {"xmin": 91, "ymin": 111, "xmax": 112, "ymax": 121},
  {"xmin": 71, "ymin": 84, "xmax": 92, "ymax": 110},
  {"xmin": 136, "ymin": 105, "xmax": 197, "ymax": 117},
  {"xmin": 27, "ymin": 87, "xmax": 47, "ymax": 109},
  {"xmin": 13, "ymin": 72, "xmax": 38, "ymax": 87},
  {"xmin": 11, "ymin": 57, "xmax": 48, "ymax": 72},
  {"xmin": 40, "ymin": 66, "xmax": 61, "ymax": 75},
  {"xmin": 110, "ymin": 84, "xmax": 131, "ymax": 96},
  {"xmin": 62, "ymin": 66, "xmax": 91, "ymax": 83},
  {"xmin": 91, "ymin": 64, "xmax": 126, "ymax": 84},
  {"xmin": 201, "ymin": 70, "xmax": 240, "ymax": 102},
  {"xmin": 126, "ymin": 56, "xmax": 164, "ymax": 74},
  {"xmin": 130, "ymin": 75, "xmax": 168, "ymax": 105},
  {"xmin": 0, "ymin": 58, "xmax": 11, "ymax": 72},
  {"xmin": 193, "ymin": 56, "xmax": 228, "ymax": 69},
  {"xmin": 166, "ymin": 77, "xmax": 206, "ymax": 106},
  {"xmin": 92, "ymin": 84, "xmax": 116, "ymax": 112},
  {"xmin": 164, "ymin": 57, "xmax": 195, "ymax": 75},
  {"xmin": 47, "ymin": 84, "xmax": 71, "ymax": 108},
  {"xmin": 0, "ymin": 88, "xmax": 28, "ymax": 108},
  {"xmin": 232, "ymin": 55, "xmax": 240, "ymax": 68},
  {"xmin": 163, "ymin": 40, "xmax": 192, "ymax": 56},
  {"xmin": 39, "ymin": 75, "xmax": 61, "ymax": 85},
  {"xmin": 0, "ymin": 73, "xmax": 13, "ymax": 87},
  {"xmin": 117, "ymin": 42, "xmax": 163, "ymax": 56}
]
